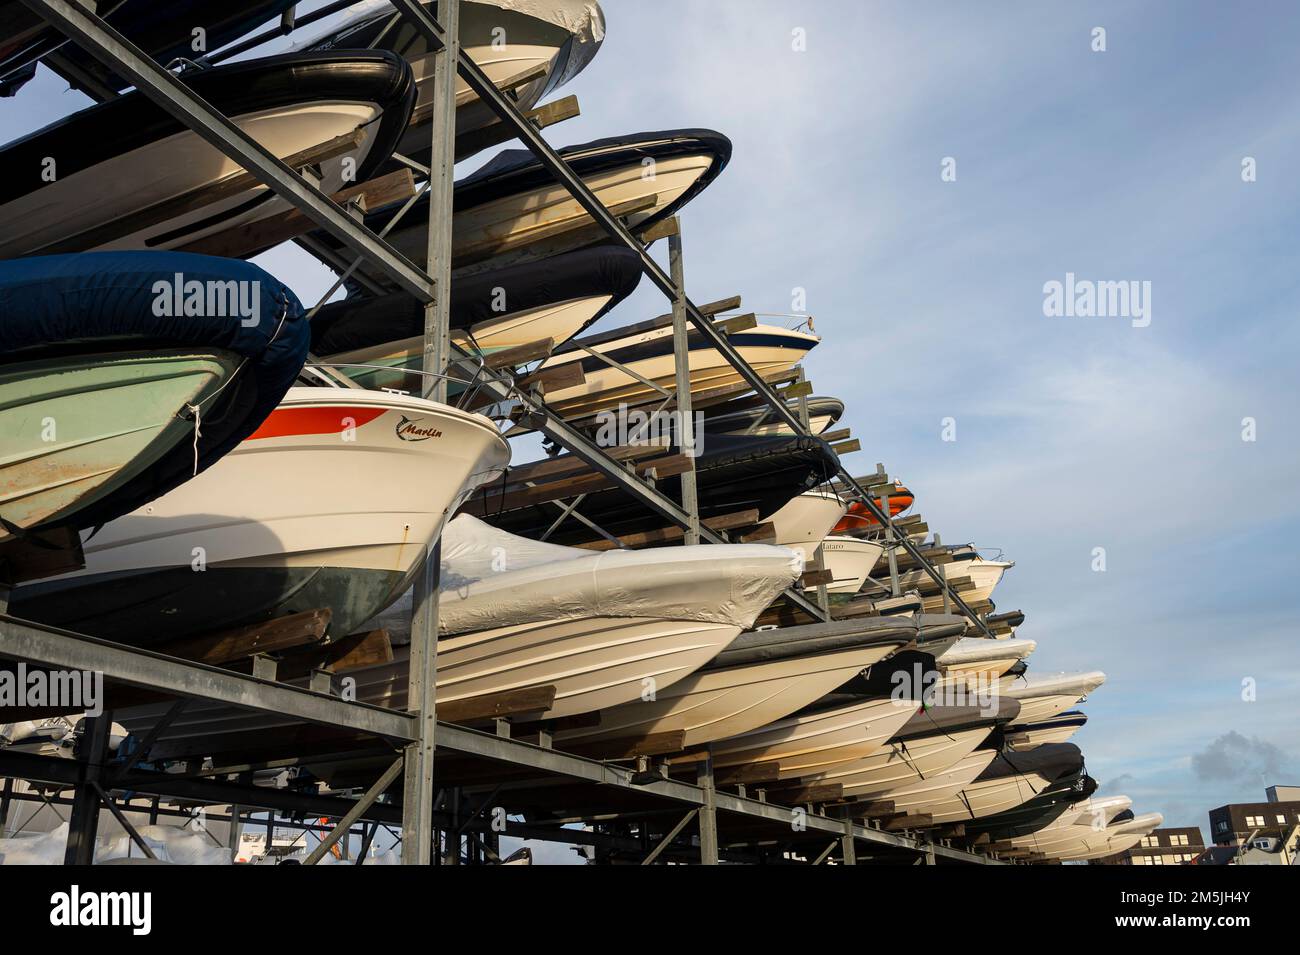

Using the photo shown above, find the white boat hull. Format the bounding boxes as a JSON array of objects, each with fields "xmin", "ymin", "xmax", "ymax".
[
  {"xmin": 703, "ymin": 696, "xmax": 920, "ymax": 780},
  {"xmin": 820, "ymin": 536, "xmax": 886, "ymax": 595},
  {"xmin": 814, "ymin": 724, "xmax": 996, "ymax": 799},
  {"xmin": 555, "ymin": 641, "xmax": 903, "ymax": 750},
  {"xmin": 13, "ymin": 388, "xmax": 509, "ymax": 643}
]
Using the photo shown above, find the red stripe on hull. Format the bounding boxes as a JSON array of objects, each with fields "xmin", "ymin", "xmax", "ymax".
[{"xmin": 247, "ymin": 406, "xmax": 388, "ymax": 441}]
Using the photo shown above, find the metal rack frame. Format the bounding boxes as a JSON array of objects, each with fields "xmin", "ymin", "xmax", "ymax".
[{"xmin": 1, "ymin": 0, "xmax": 1003, "ymax": 865}]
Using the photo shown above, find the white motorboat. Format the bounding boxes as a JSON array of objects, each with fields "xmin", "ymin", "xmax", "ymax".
[
  {"xmin": 552, "ymin": 617, "xmax": 943, "ymax": 752},
  {"xmin": 1002, "ymin": 795, "xmax": 1133, "ymax": 853},
  {"xmin": 819, "ymin": 536, "xmax": 886, "ymax": 595},
  {"xmin": 887, "ymin": 743, "xmax": 1084, "ymax": 826},
  {"xmin": 1001, "ymin": 671, "xmax": 1107, "ymax": 725},
  {"xmin": 701, "ymin": 696, "xmax": 921, "ymax": 781},
  {"xmin": 353, "ymin": 515, "xmax": 803, "ymax": 720},
  {"xmin": 12, "ymin": 389, "xmax": 509, "ymax": 645},
  {"xmin": 536, "ymin": 320, "xmax": 819, "ymax": 419},
  {"xmin": 1052, "ymin": 812, "xmax": 1165, "ymax": 861},
  {"xmin": 811, "ymin": 699, "xmax": 1021, "ymax": 799},
  {"xmin": 768, "ymin": 489, "xmax": 848, "ymax": 553},
  {"xmin": 1003, "ymin": 710, "xmax": 1088, "ymax": 750}
]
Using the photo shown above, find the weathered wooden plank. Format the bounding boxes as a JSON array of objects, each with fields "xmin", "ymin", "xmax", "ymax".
[
  {"xmin": 438, "ymin": 685, "xmax": 557, "ymax": 724},
  {"xmin": 156, "ymin": 609, "xmax": 331, "ymax": 666},
  {"xmin": 561, "ymin": 730, "xmax": 686, "ymax": 760},
  {"xmin": 454, "ymin": 94, "xmax": 580, "ymax": 161},
  {"xmin": 882, "ymin": 813, "xmax": 932, "ymax": 831}
]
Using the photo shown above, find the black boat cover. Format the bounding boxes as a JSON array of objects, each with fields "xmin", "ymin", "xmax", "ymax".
[
  {"xmin": 0, "ymin": 250, "xmax": 309, "ymax": 530},
  {"xmin": 963, "ymin": 774, "xmax": 1098, "ymax": 842},
  {"xmin": 975, "ymin": 743, "xmax": 1084, "ymax": 785},
  {"xmin": 312, "ymin": 128, "xmax": 732, "ymax": 271},
  {"xmin": 474, "ymin": 432, "xmax": 841, "ymax": 546},
  {"xmin": 455, "ymin": 128, "xmax": 731, "ymax": 228},
  {"xmin": 311, "ymin": 246, "xmax": 644, "ymax": 355},
  {"xmin": 0, "ymin": 51, "xmax": 415, "ymax": 212},
  {"xmin": 2, "ymin": 1, "xmax": 299, "ymax": 96},
  {"xmin": 705, "ymin": 618, "xmax": 918, "ymax": 670}
]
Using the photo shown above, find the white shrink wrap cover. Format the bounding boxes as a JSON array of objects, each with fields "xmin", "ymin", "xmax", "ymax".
[{"xmin": 436, "ymin": 515, "xmax": 802, "ymax": 636}]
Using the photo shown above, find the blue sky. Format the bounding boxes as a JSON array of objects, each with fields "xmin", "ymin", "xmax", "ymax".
[{"xmin": 5, "ymin": 1, "xmax": 1297, "ymax": 855}]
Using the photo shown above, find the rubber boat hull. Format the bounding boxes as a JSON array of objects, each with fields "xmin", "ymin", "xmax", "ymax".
[
  {"xmin": 316, "ymin": 128, "xmax": 731, "ymax": 283},
  {"xmin": 703, "ymin": 396, "xmax": 844, "ymax": 438},
  {"xmin": 11, "ymin": 388, "xmax": 509, "ymax": 645},
  {"xmin": 537, "ymin": 321, "xmax": 819, "ymax": 419},
  {"xmin": 0, "ymin": 52, "xmax": 416, "ymax": 257}
]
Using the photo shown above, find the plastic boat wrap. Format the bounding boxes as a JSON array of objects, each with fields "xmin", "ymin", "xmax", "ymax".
[{"xmin": 437, "ymin": 514, "xmax": 803, "ymax": 636}]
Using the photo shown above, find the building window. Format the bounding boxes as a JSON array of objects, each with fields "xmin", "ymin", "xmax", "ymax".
[
  {"xmin": 1246, "ymin": 815, "xmax": 1264, "ymax": 827},
  {"xmin": 1278, "ymin": 815, "xmax": 1287, "ymax": 825},
  {"xmin": 1216, "ymin": 821, "xmax": 1228, "ymax": 832}
]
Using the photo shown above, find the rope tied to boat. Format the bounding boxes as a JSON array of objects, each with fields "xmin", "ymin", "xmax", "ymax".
[{"xmin": 178, "ymin": 295, "xmax": 294, "ymax": 476}]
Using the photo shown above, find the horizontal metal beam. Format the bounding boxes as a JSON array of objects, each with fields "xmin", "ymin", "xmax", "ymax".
[
  {"xmin": 0, "ymin": 614, "xmax": 416, "ymax": 742},
  {"xmin": 434, "ymin": 722, "xmax": 996, "ymax": 862},
  {"xmin": 21, "ymin": 0, "xmax": 435, "ymax": 301}
]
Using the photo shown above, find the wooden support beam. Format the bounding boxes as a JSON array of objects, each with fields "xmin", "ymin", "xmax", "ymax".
[
  {"xmin": 715, "ymin": 313, "xmax": 758, "ymax": 335},
  {"xmin": 882, "ymin": 813, "xmax": 932, "ymax": 831},
  {"xmin": 737, "ymin": 521, "xmax": 776, "ymax": 543},
  {"xmin": 779, "ymin": 380, "xmax": 814, "ymax": 401},
  {"xmin": 637, "ymin": 215, "xmax": 680, "ymax": 244},
  {"xmin": 818, "ymin": 428, "xmax": 851, "ymax": 444},
  {"xmin": 799, "ymin": 569, "xmax": 834, "ymax": 588},
  {"xmin": 831, "ymin": 439, "xmax": 862, "ymax": 456},
  {"xmin": 769, "ymin": 782, "xmax": 844, "ymax": 805},
  {"xmin": 155, "ymin": 609, "xmax": 332, "ymax": 666},
  {"xmin": 713, "ymin": 761, "xmax": 783, "ymax": 785},
  {"xmin": 180, "ymin": 168, "xmax": 417, "ymax": 258},
  {"xmin": 511, "ymin": 362, "xmax": 586, "ymax": 396},
  {"xmin": 461, "ymin": 451, "xmax": 691, "ymax": 514},
  {"xmin": 482, "ymin": 336, "xmax": 556, "ymax": 369},
  {"xmin": 437, "ymin": 685, "xmax": 558, "ymax": 725},
  {"xmin": 561, "ymin": 730, "xmax": 686, "ymax": 760},
  {"xmin": 454, "ymin": 94, "xmax": 580, "ymax": 161},
  {"xmin": 853, "ymin": 801, "xmax": 897, "ymax": 819},
  {"xmin": 258, "ymin": 629, "xmax": 393, "ymax": 682}
]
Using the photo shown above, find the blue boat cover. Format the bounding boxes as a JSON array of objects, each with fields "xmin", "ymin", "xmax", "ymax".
[{"xmin": 0, "ymin": 250, "xmax": 309, "ymax": 530}]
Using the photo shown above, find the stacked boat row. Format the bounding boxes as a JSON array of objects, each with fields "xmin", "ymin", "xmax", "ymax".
[{"xmin": 0, "ymin": 0, "xmax": 1152, "ymax": 862}]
